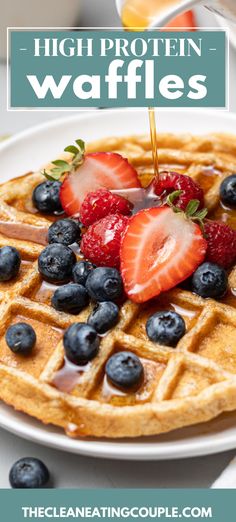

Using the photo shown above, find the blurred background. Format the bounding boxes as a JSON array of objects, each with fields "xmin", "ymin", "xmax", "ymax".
[{"xmin": 0, "ymin": 0, "xmax": 235, "ymax": 134}]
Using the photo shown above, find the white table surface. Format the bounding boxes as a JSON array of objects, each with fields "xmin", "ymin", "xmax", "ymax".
[{"xmin": 0, "ymin": 0, "xmax": 236, "ymax": 488}]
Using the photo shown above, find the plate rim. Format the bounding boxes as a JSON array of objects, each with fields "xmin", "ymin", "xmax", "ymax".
[
  {"xmin": 1, "ymin": 108, "xmax": 236, "ymax": 158},
  {"xmin": 1, "ymin": 406, "xmax": 236, "ymax": 460}
]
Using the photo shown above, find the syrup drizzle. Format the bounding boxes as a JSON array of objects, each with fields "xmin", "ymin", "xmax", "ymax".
[
  {"xmin": 111, "ymin": 186, "xmax": 161, "ymax": 214},
  {"xmin": 53, "ymin": 358, "xmax": 91, "ymax": 393},
  {"xmin": 34, "ymin": 281, "xmax": 60, "ymax": 305},
  {"xmin": 0, "ymin": 221, "xmax": 48, "ymax": 245},
  {"xmin": 148, "ymin": 107, "xmax": 159, "ymax": 178},
  {"xmin": 122, "ymin": 2, "xmax": 160, "ymax": 180}
]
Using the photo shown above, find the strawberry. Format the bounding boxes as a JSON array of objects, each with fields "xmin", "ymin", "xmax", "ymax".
[
  {"xmin": 60, "ymin": 153, "xmax": 141, "ymax": 217},
  {"xmin": 151, "ymin": 171, "xmax": 204, "ymax": 211},
  {"xmin": 204, "ymin": 220, "xmax": 236, "ymax": 269},
  {"xmin": 120, "ymin": 206, "xmax": 207, "ymax": 303},
  {"xmin": 81, "ymin": 214, "xmax": 129, "ymax": 268},
  {"xmin": 80, "ymin": 188, "xmax": 133, "ymax": 227}
]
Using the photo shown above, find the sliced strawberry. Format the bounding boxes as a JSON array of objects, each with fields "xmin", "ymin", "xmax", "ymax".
[
  {"xmin": 60, "ymin": 153, "xmax": 141, "ymax": 217},
  {"xmin": 120, "ymin": 206, "xmax": 207, "ymax": 303}
]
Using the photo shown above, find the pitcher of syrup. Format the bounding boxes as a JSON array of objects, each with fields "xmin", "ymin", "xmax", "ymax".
[{"xmin": 117, "ymin": 0, "xmax": 236, "ymax": 29}]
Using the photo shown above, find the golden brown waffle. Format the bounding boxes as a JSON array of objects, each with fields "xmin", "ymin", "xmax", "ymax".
[{"xmin": 1, "ymin": 133, "xmax": 236, "ymax": 438}]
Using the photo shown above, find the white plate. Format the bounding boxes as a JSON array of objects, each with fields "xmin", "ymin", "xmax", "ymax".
[{"xmin": 1, "ymin": 108, "xmax": 236, "ymax": 460}]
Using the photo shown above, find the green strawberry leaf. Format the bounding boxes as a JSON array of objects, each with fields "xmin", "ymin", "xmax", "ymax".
[
  {"xmin": 193, "ymin": 208, "xmax": 208, "ymax": 220},
  {"xmin": 166, "ymin": 190, "xmax": 183, "ymax": 206},
  {"xmin": 166, "ymin": 190, "xmax": 208, "ymax": 231},
  {"xmin": 185, "ymin": 199, "xmax": 200, "ymax": 217},
  {"xmin": 41, "ymin": 138, "xmax": 86, "ymax": 181},
  {"xmin": 41, "ymin": 168, "xmax": 62, "ymax": 182}
]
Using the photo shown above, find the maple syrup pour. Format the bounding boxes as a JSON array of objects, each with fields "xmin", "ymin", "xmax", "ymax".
[
  {"xmin": 148, "ymin": 107, "xmax": 159, "ymax": 179},
  {"xmin": 0, "ymin": 221, "xmax": 48, "ymax": 245},
  {"xmin": 53, "ymin": 357, "xmax": 91, "ymax": 393},
  {"xmin": 122, "ymin": 5, "xmax": 160, "ymax": 181},
  {"xmin": 121, "ymin": 0, "xmax": 180, "ymax": 29}
]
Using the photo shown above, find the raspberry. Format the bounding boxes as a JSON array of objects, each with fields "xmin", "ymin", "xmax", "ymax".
[
  {"xmin": 80, "ymin": 188, "xmax": 133, "ymax": 227},
  {"xmin": 204, "ymin": 220, "xmax": 236, "ymax": 269},
  {"xmin": 81, "ymin": 214, "xmax": 129, "ymax": 268},
  {"xmin": 151, "ymin": 171, "xmax": 204, "ymax": 211}
]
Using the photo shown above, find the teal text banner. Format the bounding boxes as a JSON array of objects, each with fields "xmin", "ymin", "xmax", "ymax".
[
  {"xmin": 1, "ymin": 488, "xmax": 236, "ymax": 522},
  {"xmin": 0, "ymin": 488, "xmax": 235, "ymax": 522},
  {"xmin": 10, "ymin": 30, "xmax": 226, "ymax": 108}
]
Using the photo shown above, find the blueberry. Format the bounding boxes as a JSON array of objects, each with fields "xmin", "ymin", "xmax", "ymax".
[
  {"xmin": 191, "ymin": 262, "xmax": 228, "ymax": 299},
  {"xmin": 146, "ymin": 311, "xmax": 186, "ymax": 347},
  {"xmin": 105, "ymin": 351, "xmax": 144, "ymax": 391},
  {"xmin": 220, "ymin": 174, "xmax": 236, "ymax": 207},
  {"xmin": 38, "ymin": 244, "xmax": 76, "ymax": 283},
  {"xmin": 63, "ymin": 323, "xmax": 100, "ymax": 365},
  {"xmin": 0, "ymin": 246, "xmax": 21, "ymax": 281},
  {"xmin": 32, "ymin": 181, "xmax": 62, "ymax": 214},
  {"xmin": 72, "ymin": 261, "xmax": 96, "ymax": 286},
  {"xmin": 48, "ymin": 219, "xmax": 81, "ymax": 246},
  {"xmin": 88, "ymin": 302, "xmax": 119, "ymax": 334},
  {"xmin": 52, "ymin": 283, "xmax": 89, "ymax": 314},
  {"xmin": 6, "ymin": 323, "xmax": 36, "ymax": 355},
  {"xmin": 86, "ymin": 267, "xmax": 123, "ymax": 302},
  {"xmin": 9, "ymin": 457, "xmax": 49, "ymax": 488}
]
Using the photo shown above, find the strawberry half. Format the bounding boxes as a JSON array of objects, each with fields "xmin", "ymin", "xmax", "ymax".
[
  {"xmin": 60, "ymin": 153, "xmax": 141, "ymax": 217},
  {"xmin": 120, "ymin": 206, "xmax": 207, "ymax": 303}
]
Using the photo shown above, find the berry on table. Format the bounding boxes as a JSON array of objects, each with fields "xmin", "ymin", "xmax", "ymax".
[
  {"xmin": 105, "ymin": 351, "xmax": 144, "ymax": 391},
  {"xmin": 38, "ymin": 244, "xmax": 76, "ymax": 283},
  {"xmin": 9, "ymin": 457, "xmax": 49, "ymax": 488},
  {"xmin": 63, "ymin": 323, "xmax": 100, "ymax": 365},
  {"xmin": 85, "ymin": 267, "xmax": 123, "ymax": 302},
  {"xmin": 191, "ymin": 262, "xmax": 228, "ymax": 299},
  {"xmin": 146, "ymin": 311, "xmax": 186, "ymax": 347},
  {"xmin": 80, "ymin": 214, "xmax": 129, "ymax": 268},
  {"xmin": 80, "ymin": 188, "xmax": 133, "ymax": 227},
  {"xmin": 48, "ymin": 219, "xmax": 81, "ymax": 246},
  {"xmin": 32, "ymin": 181, "xmax": 62, "ymax": 214},
  {"xmin": 87, "ymin": 301, "xmax": 119, "ymax": 334},
  {"xmin": 220, "ymin": 174, "xmax": 236, "ymax": 208},
  {"xmin": 6, "ymin": 323, "xmax": 36, "ymax": 355},
  {"xmin": 0, "ymin": 246, "xmax": 21, "ymax": 281},
  {"xmin": 52, "ymin": 283, "xmax": 89, "ymax": 314},
  {"xmin": 72, "ymin": 260, "xmax": 96, "ymax": 286}
]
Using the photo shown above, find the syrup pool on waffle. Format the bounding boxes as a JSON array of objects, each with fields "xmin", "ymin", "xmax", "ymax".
[{"xmin": 0, "ymin": 221, "xmax": 48, "ymax": 245}]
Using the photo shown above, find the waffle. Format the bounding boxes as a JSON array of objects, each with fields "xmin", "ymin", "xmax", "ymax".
[{"xmin": 1, "ymin": 133, "xmax": 236, "ymax": 438}]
